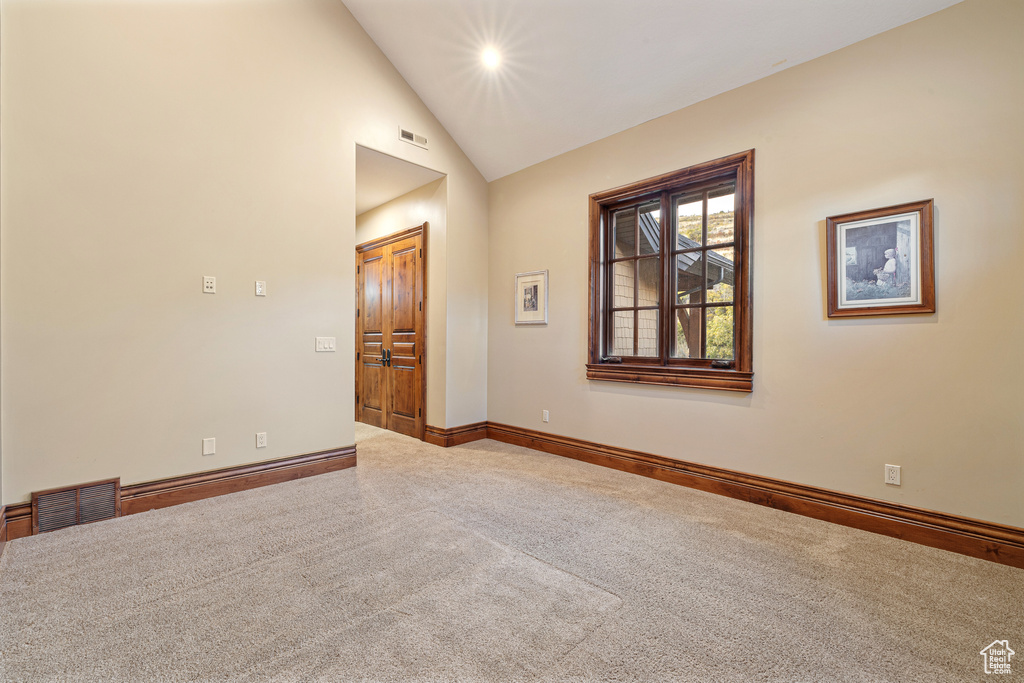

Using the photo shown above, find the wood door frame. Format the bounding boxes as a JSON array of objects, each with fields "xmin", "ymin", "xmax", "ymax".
[{"xmin": 355, "ymin": 222, "xmax": 428, "ymax": 440}]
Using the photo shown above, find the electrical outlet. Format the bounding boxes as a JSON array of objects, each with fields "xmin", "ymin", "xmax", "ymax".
[
  {"xmin": 203, "ymin": 276, "xmax": 216, "ymax": 294},
  {"xmin": 542, "ymin": 409, "xmax": 549, "ymax": 423},
  {"xmin": 256, "ymin": 432, "xmax": 267, "ymax": 448},
  {"xmin": 255, "ymin": 281, "xmax": 266, "ymax": 296},
  {"xmin": 884, "ymin": 464, "xmax": 901, "ymax": 486},
  {"xmin": 202, "ymin": 437, "xmax": 216, "ymax": 456}
]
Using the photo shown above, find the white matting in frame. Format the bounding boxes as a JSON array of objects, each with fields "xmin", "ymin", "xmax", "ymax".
[{"xmin": 514, "ymin": 270, "xmax": 548, "ymax": 325}]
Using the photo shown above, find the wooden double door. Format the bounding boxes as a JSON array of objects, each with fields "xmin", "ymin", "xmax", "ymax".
[{"xmin": 355, "ymin": 224, "xmax": 426, "ymax": 439}]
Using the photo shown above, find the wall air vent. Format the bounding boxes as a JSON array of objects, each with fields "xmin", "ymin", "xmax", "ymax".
[
  {"xmin": 399, "ymin": 126, "xmax": 428, "ymax": 150},
  {"xmin": 32, "ymin": 478, "xmax": 121, "ymax": 534}
]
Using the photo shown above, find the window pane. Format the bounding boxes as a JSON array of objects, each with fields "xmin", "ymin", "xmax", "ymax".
[
  {"xmin": 706, "ymin": 247, "xmax": 735, "ymax": 303},
  {"xmin": 675, "ymin": 196, "xmax": 703, "ymax": 246},
  {"xmin": 612, "ymin": 208, "xmax": 636, "ymax": 258},
  {"xmin": 637, "ymin": 257, "xmax": 661, "ymax": 306},
  {"xmin": 612, "ymin": 311, "xmax": 634, "ymax": 356},
  {"xmin": 672, "ymin": 307, "xmax": 701, "ymax": 358},
  {"xmin": 707, "ymin": 187, "xmax": 735, "ymax": 245},
  {"xmin": 637, "ymin": 309, "xmax": 658, "ymax": 357},
  {"xmin": 706, "ymin": 306, "xmax": 734, "ymax": 360},
  {"xmin": 638, "ymin": 201, "xmax": 660, "ymax": 255},
  {"xmin": 612, "ymin": 260, "xmax": 635, "ymax": 308},
  {"xmin": 674, "ymin": 252, "xmax": 703, "ymax": 305}
]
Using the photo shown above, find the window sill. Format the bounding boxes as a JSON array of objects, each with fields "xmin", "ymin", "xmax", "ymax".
[{"xmin": 585, "ymin": 363, "xmax": 753, "ymax": 392}]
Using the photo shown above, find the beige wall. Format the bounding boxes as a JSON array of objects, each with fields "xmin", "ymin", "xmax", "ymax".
[
  {"xmin": 488, "ymin": 0, "xmax": 1024, "ymax": 527},
  {"xmin": 0, "ymin": 0, "xmax": 488, "ymax": 504},
  {"xmin": 355, "ymin": 178, "xmax": 448, "ymax": 428}
]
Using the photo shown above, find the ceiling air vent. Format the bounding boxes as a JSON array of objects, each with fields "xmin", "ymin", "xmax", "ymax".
[
  {"xmin": 32, "ymin": 478, "xmax": 121, "ymax": 534},
  {"xmin": 399, "ymin": 126, "xmax": 428, "ymax": 150}
]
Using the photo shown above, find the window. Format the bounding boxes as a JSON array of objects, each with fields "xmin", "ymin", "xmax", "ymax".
[{"xmin": 587, "ymin": 150, "xmax": 754, "ymax": 391}]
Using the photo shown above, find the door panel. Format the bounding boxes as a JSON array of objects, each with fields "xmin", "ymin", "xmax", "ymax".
[
  {"xmin": 357, "ymin": 253, "xmax": 387, "ymax": 426},
  {"xmin": 388, "ymin": 331, "xmax": 419, "ymax": 436},
  {"xmin": 360, "ymin": 331, "xmax": 385, "ymax": 426},
  {"xmin": 362, "ymin": 256, "xmax": 384, "ymax": 332},
  {"xmin": 391, "ymin": 245, "xmax": 418, "ymax": 333},
  {"xmin": 355, "ymin": 226, "xmax": 425, "ymax": 439}
]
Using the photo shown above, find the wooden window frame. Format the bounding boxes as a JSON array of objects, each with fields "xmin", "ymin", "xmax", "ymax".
[{"xmin": 587, "ymin": 150, "xmax": 754, "ymax": 392}]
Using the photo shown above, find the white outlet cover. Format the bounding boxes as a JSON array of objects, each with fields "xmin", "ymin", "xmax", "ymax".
[
  {"xmin": 203, "ymin": 276, "xmax": 216, "ymax": 294},
  {"xmin": 202, "ymin": 437, "xmax": 216, "ymax": 456},
  {"xmin": 256, "ymin": 432, "xmax": 267, "ymax": 448},
  {"xmin": 255, "ymin": 281, "xmax": 266, "ymax": 296},
  {"xmin": 885, "ymin": 464, "xmax": 901, "ymax": 485}
]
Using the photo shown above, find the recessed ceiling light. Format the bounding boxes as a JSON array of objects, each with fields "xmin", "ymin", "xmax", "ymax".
[{"xmin": 482, "ymin": 47, "xmax": 501, "ymax": 70}]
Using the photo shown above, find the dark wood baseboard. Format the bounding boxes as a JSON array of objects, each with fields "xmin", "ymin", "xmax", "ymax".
[
  {"xmin": 0, "ymin": 505, "xmax": 7, "ymax": 560},
  {"xmin": 424, "ymin": 422, "xmax": 488, "ymax": 448},
  {"xmin": 121, "ymin": 446, "xmax": 357, "ymax": 515},
  {"xmin": 2, "ymin": 501, "xmax": 31, "ymax": 545},
  {"xmin": 5, "ymin": 424, "xmax": 1022, "ymax": 570},
  {"xmin": 1, "ymin": 446, "xmax": 357, "ymax": 544},
  {"xmin": 485, "ymin": 422, "xmax": 1024, "ymax": 569}
]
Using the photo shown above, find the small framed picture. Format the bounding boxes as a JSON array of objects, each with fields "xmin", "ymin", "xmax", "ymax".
[
  {"xmin": 826, "ymin": 199, "xmax": 935, "ymax": 318},
  {"xmin": 514, "ymin": 270, "xmax": 548, "ymax": 325}
]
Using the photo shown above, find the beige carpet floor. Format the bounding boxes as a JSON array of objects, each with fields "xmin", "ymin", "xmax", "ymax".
[{"xmin": 1, "ymin": 424, "xmax": 1021, "ymax": 682}]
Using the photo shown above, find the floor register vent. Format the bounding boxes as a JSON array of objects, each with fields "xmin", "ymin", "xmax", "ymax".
[{"xmin": 32, "ymin": 478, "xmax": 121, "ymax": 534}]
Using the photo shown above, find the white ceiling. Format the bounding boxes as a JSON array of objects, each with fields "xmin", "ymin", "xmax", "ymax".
[
  {"xmin": 344, "ymin": 0, "xmax": 961, "ymax": 182},
  {"xmin": 356, "ymin": 145, "xmax": 445, "ymax": 216}
]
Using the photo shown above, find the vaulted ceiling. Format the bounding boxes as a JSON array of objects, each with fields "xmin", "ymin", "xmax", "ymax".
[{"xmin": 344, "ymin": 0, "xmax": 961, "ymax": 181}]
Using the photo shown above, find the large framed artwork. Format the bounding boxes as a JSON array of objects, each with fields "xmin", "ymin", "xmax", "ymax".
[
  {"xmin": 826, "ymin": 199, "xmax": 935, "ymax": 318},
  {"xmin": 514, "ymin": 270, "xmax": 548, "ymax": 325}
]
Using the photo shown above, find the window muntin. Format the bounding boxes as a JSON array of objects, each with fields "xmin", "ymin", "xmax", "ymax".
[
  {"xmin": 670, "ymin": 182, "xmax": 736, "ymax": 360},
  {"xmin": 587, "ymin": 150, "xmax": 754, "ymax": 392},
  {"xmin": 608, "ymin": 200, "xmax": 661, "ymax": 358}
]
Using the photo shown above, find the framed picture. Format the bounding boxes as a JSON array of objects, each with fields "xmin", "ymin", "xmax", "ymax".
[
  {"xmin": 514, "ymin": 270, "xmax": 548, "ymax": 325},
  {"xmin": 826, "ymin": 199, "xmax": 935, "ymax": 318}
]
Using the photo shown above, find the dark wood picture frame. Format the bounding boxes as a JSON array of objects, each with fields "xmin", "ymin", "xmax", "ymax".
[{"xmin": 826, "ymin": 199, "xmax": 935, "ymax": 318}]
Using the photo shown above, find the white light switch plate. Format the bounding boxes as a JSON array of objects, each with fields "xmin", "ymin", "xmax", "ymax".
[
  {"xmin": 202, "ymin": 437, "xmax": 216, "ymax": 456},
  {"xmin": 255, "ymin": 281, "xmax": 266, "ymax": 296},
  {"xmin": 315, "ymin": 337, "xmax": 336, "ymax": 352}
]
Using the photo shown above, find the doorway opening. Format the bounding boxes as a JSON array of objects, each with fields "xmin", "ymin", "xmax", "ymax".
[
  {"xmin": 355, "ymin": 223, "xmax": 426, "ymax": 438},
  {"xmin": 355, "ymin": 145, "xmax": 445, "ymax": 441}
]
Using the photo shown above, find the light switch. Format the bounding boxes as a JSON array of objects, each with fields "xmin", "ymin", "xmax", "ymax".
[
  {"xmin": 202, "ymin": 437, "xmax": 216, "ymax": 456},
  {"xmin": 315, "ymin": 337, "xmax": 336, "ymax": 352}
]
